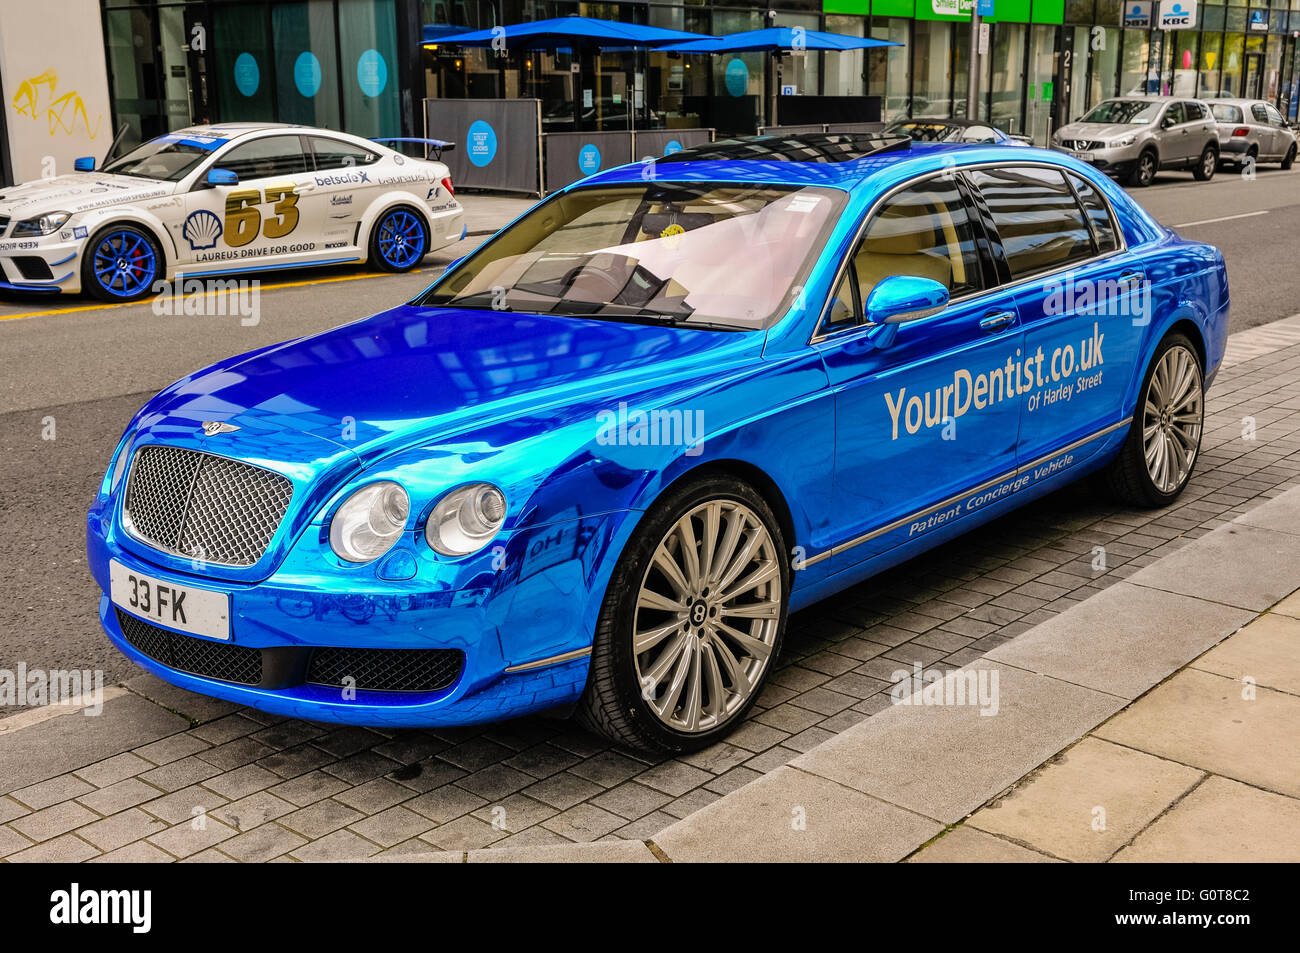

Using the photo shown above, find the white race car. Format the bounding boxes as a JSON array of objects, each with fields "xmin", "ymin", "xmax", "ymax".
[{"xmin": 0, "ymin": 123, "xmax": 465, "ymax": 301}]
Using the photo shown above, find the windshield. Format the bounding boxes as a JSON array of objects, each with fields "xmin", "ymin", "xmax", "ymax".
[
  {"xmin": 885, "ymin": 121, "xmax": 961, "ymax": 142},
  {"xmin": 420, "ymin": 183, "xmax": 847, "ymax": 330},
  {"xmin": 101, "ymin": 133, "xmax": 221, "ymax": 181},
  {"xmin": 1081, "ymin": 100, "xmax": 1163, "ymax": 125}
]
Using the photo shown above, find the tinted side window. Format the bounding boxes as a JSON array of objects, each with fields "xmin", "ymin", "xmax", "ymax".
[
  {"xmin": 1250, "ymin": 103, "xmax": 1268, "ymax": 123},
  {"xmin": 852, "ymin": 177, "xmax": 982, "ymax": 301},
  {"xmin": 216, "ymin": 136, "xmax": 310, "ymax": 179},
  {"xmin": 309, "ymin": 136, "xmax": 380, "ymax": 170},
  {"xmin": 1265, "ymin": 104, "xmax": 1286, "ymax": 126},
  {"xmin": 1068, "ymin": 173, "xmax": 1119, "ymax": 254},
  {"xmin": 971, "ymin": 167, "xmax": 1094, "ymax": 279},
  {"xmin": 1183, "ymin": 102, "xmax": 1201, "ymax": 121},
  {"xmin": 1162, "ymin": 103, "xmax": 1184, "ymax": 127}
]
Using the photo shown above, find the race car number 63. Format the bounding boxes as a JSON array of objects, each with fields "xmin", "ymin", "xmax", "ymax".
[{"xmin": 224, "ymin": 184, "xmax": 300, "ymax": 247}]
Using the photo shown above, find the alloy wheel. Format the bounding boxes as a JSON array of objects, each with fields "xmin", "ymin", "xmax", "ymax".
[
  {"xmin": 1142, "ymin": 345, "xmax": 1203, "ymax": 494},
  {"xmin": 632, "ymin": 499, "xmax": 782, "ymax": 733}
]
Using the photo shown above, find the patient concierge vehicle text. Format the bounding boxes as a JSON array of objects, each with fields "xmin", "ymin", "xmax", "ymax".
[{"xmin": 0, "ymin": 123, "xmax": 464, "ymax": 300}]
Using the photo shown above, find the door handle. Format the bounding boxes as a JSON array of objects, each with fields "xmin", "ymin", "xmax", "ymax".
[
  {"xmin": 1116, "ymin": 271, "xmax": 1144, "ymax": 288},
  {"xmin": 980, "ymin": 310, "xmax": 1017, "ymax": 332}
]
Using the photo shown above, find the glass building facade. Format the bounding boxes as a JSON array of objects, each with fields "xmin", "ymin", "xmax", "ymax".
[{"xmin": 98, "ymin": 0, "xmax": 1300, "ymax": 152}]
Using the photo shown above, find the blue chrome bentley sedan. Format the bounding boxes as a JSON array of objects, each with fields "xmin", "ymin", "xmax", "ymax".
[{"xmin": 87, "ymin": 133, "xmax": 1229, "ymax": 753}]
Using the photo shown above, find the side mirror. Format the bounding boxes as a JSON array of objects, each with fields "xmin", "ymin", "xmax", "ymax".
[
  {"xmin": 206, "ymin": 167, "xmax": 238, "ymax": 187},
  {"xmin": 74, "ymin": 156, "xmax": 95, "ymax": 172},
  {"xmin": 865, "ymin": 275, "xmax": 949, "ymax": 325}
]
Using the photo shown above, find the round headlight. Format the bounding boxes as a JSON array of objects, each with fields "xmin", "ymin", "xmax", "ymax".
[
  {"xmin": 110, "ymin": 436, "xmax": 134, "ymax": 492},
  {"xmin": 425, "ymin": 483, "xmax": 507, "ymax": 556},
  {"xmin": 329, "ymin": 481, "xmax": 410, "ymax": 563}
]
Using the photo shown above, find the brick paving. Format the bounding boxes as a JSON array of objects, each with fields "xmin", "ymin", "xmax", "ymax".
[{"xmin": 2, "ymin": 329, "xmax": 1299, "ymax": 862}]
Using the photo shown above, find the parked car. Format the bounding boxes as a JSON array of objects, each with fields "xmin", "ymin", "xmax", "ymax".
[
  {"xmin": 0, "ymin": 123, "xmax": 464, "ymax": 301},
  {"xmin": 1206, "ymin": 99, "xmax": 1298, "ymax": 170},
  {"xmin": 884, "ymin": 117, "xmax": 1031, "ymax": 146},
  {"xmin": 88, "ymin": 133, "xmax": 1228, "ymax": 752},
  {"xmin": 1052, "ymin": 97, "xmax": 1219, "ymax": 186}
]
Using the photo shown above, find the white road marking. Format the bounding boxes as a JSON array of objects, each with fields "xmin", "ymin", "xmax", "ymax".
[{"xmin": 1171, "ymin": 210, "xmax": 1271, "ymax": 228}]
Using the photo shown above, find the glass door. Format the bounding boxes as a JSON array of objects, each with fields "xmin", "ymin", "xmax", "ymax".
[
  {"xmin": 1026, "ymin": 24, "xmax": 1057, "ymax": 146},
  {"xmin": 1245, "ymin": 51, "xmax": 1264, "ymax": 97},
  {"xmin": 105, "ymin": 3, "xmax": 195, "ymax": 150}
]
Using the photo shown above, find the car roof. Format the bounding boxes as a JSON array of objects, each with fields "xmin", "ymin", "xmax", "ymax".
[
  {"xmin": 580, "ymin": 133, "xmax": 1070, "ymax": 191},
  {"xmin": 1205, "ymin": 98, "xmax": 1266, "ymax": 107}
]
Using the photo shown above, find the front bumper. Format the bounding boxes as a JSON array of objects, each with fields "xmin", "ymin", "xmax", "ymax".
[
  {"xmin": 1052, "ymin": 141, "xmax": 1142, "ymax": 176},
  {"xmin": 87, "ymin": 493, "xmax": 637, "ymax": 727},
  {"xmin": 0, "ymin": 233, "xmax": 83, "ymax": 293}
]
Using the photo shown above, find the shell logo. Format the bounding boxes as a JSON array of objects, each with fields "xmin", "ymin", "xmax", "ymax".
[{"xmin": 182, "ymin": 209, "xmax": 223, "ymax": 250}]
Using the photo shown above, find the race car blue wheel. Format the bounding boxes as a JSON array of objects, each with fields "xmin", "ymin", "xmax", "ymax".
[
  {"xmin": 83, "ymin": 226, "xmax": 160, "ymax": 302},
  {"xmin": 371, "ymin": 206, "xmax": 427, "ymax": 272}
]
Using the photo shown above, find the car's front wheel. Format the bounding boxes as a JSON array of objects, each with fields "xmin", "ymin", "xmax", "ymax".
[
  {"xmin": 81, "ymin": 225, "xmax": 162, "ymax": 302},
  {"xmin": 578, "ymin": 475, "xmax": 789, "ymax": 753},
  {"xmin": 1127, "ymin": 150, "xmax": 1158, "ymax": 187},
  {"xmin": 1104, "ymin": 332, "xmax": 1204, "ymax": 507},
  {"xmin": 369, "ymin": 205, "xmax": 428, "ymax": 272}
]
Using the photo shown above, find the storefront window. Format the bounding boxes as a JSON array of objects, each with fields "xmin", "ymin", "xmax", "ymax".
[
  {"xmin": 711, "ymin": 9, "xmax": 764, "ymax": 128},
  {"xmin": 273, "ymin": 1, "xmax": 342, "ymax": 129},
  {"xmin": 1120, "ymin": 28, "xmax": 1152, "ymax": 95},
  {"xmin": 1199, "ymin": 32, "xmax": 1224, "ymax": 97},
  {"xmin": 991, "ymin": 23, "xmax": 1026, "ymax": 134},
  {"xmin": 913, "ymin": 19, "xmax": 954, "ymax": 118},
  {"xmin": 339, "ymin": 0, "xmax": 401, "ymax": 138},
  {"xmin": 824, "ymin": 15, "xmax": 866, "ymax": 97},
  {"xmin": 869, "ymin": 18, "xmax": 911, "ymax": 119},
  {"xmin": 1090, "ymin": 27, "xmax": 1120, "ymax": 105},
  {"xmin": 1169, "ymin": 30, "xmax": 1198, "ymax": 96},
  {"xmin": 1221, "ymin": 32, "xmax": 1246, "ymax": 95},
  {"xmin": 214, "ymin": 5, "xmax": 276, "ymax": 122}
]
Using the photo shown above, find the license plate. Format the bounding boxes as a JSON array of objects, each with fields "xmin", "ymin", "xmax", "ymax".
[
  {"xmin": 109, "ymin": 560, "xmax": 230, "ymax": 641},
  {"xmin": 1070, "ymin": 150, "xmax": 1094, "ymax": 161}
]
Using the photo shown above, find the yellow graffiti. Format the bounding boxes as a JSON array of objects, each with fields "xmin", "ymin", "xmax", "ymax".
[{"xmin": 11, "ymin": 69, "xmax": 102, "ymax": 139}]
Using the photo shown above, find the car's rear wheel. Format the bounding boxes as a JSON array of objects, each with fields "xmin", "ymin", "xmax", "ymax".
[
  {"xmin": 1283, "ymin": 144, "xmax": 1296, "ymax": 170},
  {"xmin": 369, "ymin": 205, "xmax": 428, "ymax": 272},
  {"xmin": 577, "ymin": 475, "xmax": 789, "ymax": 753},
  {"xmin": 1192, "ymin": 145, "xmax": 1218, "ymax": 181},
  {"xmin": 1127, "ymin": 150, "xmax": 1158, "ymax": 187},
  {"xmin": 82, "ymin": 225, "xmax": 161, "ymax": 302},
  {"xmin": 1104, "ymin": 332, "xmax": 1204, "ymax": 507}
]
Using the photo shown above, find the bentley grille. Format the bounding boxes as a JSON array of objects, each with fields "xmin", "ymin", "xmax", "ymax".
[{"xmin": 123, "ymin": 445, "xmax": 294, "ymax": 567}]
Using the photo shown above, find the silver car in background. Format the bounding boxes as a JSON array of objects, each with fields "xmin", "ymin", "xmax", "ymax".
[
  {"xmin": 1207, "ymin": 99, "xmax": 1297, "ymax": 170},
  {"xmin": 1051, "ymin": 97, "xmax": 1219, "ymax": 187}
]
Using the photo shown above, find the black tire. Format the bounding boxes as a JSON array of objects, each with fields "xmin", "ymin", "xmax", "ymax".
[
  {"xmin": 1103, "ymin": 332, "xmax": 1204, "ymax": 508},
  {"xmin": 80, "ymin": 224, "xmax": 163, "ymax": 302},
  {"xmin": 577, "ymin": 474, "xmax": 790, "ymax": 754},
  {"xmin": 1192, "ymin": 145, "xmax": 1218, "ymax": 181},
  {"xmin": 1283, "ymin": 144, "xmax": 1296, "ymax": 170},
  {"xmin": 1126, "ymin": 150, "xmax": 1158, "ymax": 187},
  {"xmin": 367, "ymin": 205, "xmax": 429, "ymax": 273}
]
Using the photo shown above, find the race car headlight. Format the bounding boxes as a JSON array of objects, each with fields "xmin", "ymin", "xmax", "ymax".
[
  {"xmin": 329, "ymin": 481, "xmax": 410, "ymax": 563},
  {"xmin": 12, "ymin": 211, "xmax": 72, "ymax": 237},
  {"xmin": 425, "ymin": 483, "xmax": 507, "ymax": 557}
]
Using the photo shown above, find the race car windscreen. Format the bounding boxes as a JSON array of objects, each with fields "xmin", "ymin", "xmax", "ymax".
[
  {"xmin": 101, "ymin": 136, "xmax": 214, "ymax": 181},
  {"xmin": 421, "ymin": 183, "xmax": 848, "ymax": 330}
]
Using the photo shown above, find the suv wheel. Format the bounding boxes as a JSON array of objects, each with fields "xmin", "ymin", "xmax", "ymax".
[
  {"xmin": 1193, "ymin": 145, "xmax": 1218, "ymax": 181},
  {"xmin": 1127, "ymin": 150, "xmax": 1158, "ymax": 187},
  {"xmin": 1283, "ymin": 144, "xmax": 1296, "ymax": 170}
]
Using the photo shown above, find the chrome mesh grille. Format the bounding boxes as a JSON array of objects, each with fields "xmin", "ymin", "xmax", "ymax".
[{"xmin": 124, "ymin": 446, "xmax": 293, "ymax": 567}]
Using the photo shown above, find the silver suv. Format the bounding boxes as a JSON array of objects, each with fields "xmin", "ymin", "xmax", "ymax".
[
  {"xmin": 1051, "ymin": 97, "xmax": 1219, "ymax": 187},
  {"xmin": 1206, "ymin": 99, "xmax": 1298, "ymax": 170}
]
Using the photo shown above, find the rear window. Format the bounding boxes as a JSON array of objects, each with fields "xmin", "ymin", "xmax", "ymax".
[
  {"xmin": 1210, "ymin": 104, "xmax": 1243, "ymax": 123},
  {"xmin": 971, "ymin": 167, "xmax": 1095, "ymax": 279}
]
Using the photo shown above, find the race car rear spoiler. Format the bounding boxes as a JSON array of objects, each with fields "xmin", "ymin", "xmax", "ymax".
[{"xmin": 370, "ymin": 137, "xmax": 456, "ymax": 161}]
